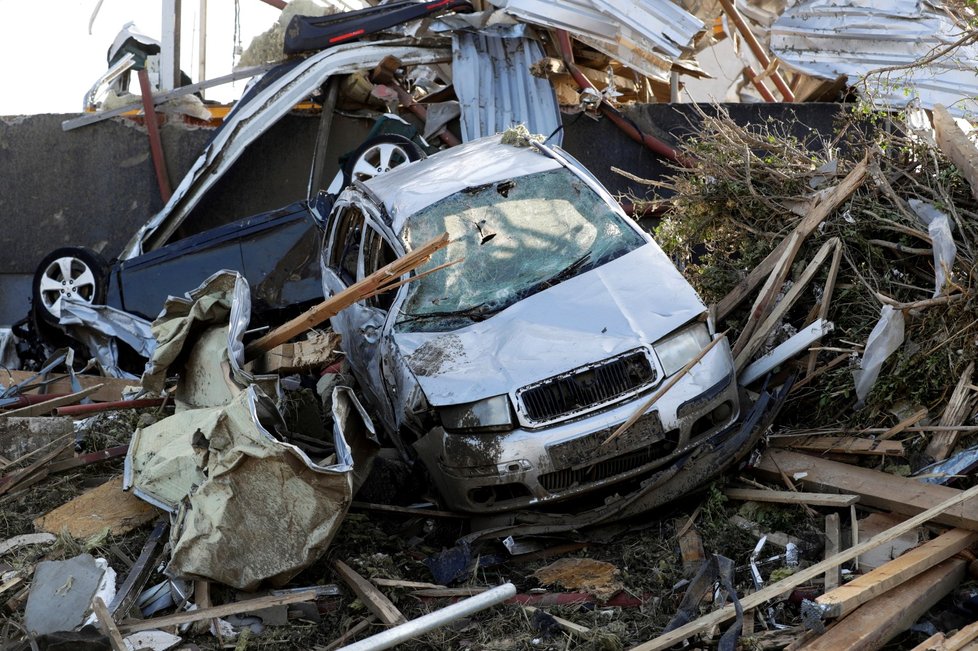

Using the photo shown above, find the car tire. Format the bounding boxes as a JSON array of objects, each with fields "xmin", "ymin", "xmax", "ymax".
[
  {"xmin": 32, "ymin": 247, "xmax": 108, "ymax": 326},
  {"xmin": 342, "ymin": 134, "xmax": 425, "ymax": 187}
]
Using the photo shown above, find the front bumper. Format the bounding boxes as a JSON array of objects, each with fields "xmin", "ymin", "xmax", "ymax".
[{"xmin": 415, "ymin": 353, "xmax": 742, "ymax": 513}]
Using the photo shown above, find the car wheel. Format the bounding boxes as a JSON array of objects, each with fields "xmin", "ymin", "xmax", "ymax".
[
  {"xmin": 342, "ymin": 134, "xmax": 425, "ymax": 186},
  {"xmin": 32, "ymin": 247, "xmax": 108, "ymax": 325}
]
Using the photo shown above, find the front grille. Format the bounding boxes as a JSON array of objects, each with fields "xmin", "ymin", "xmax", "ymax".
[
  {"xmin": 539, "ymin": 432, "xmax": 680, "ymax": 493},
  {"xmin": 518, "ymin": 350, "xmax": 657, "ymax": 422}
]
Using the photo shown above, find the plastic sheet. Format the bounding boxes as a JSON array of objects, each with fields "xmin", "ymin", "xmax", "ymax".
[
  {"xmin": 853, "ymin": 305, "xmax": 905, "ymax": 407},
  {"xmin": 909, "ymin": 199, "xmax": 957, "ymax": 297}
]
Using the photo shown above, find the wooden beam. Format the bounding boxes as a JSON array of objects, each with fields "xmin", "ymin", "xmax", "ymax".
[
  {"xmin": 0, "ymin": 436, "xmax": 74, "ymax": 496},
  {"xmin": 943, "ymin": 621, "xmax": 978, "ymax": 650},
  {"xmin": 34, "ymin": 475, "xmax": 159, "ymax": 539},
  {"xmin": 934, "ymin": 104, "xmax": 978, "ymax": 203},
  {"xmin": 628, "ymin": 478, "xmax": 978, "ymax": 651},
  {"xmin": 824, "ymin": 513, "xmax": 841, "ymax": 591},
  {"xmin": 523, "ymin": 606, "xmax": 590, "ymax": 636},
  {"xmin": 246, "ymin": 233, "xmax": 450, "ymax": 356},
  {"xmin": 878, "ymin": 408, "xmax": 928, "ymax": 441},
  {"xmin": 771, "ymin": 436, "xmax": 904, "ymax": 457},
  {"xmin": 118, "ymin": 590, "xmax": 317, "ymax": 633},
  {"xmin": 724, "ymin": 488, "xmax": 859, "ymax": 507},
  {"xmin": 798, "ymin": 559, "xmax": 967, "ymax": 651},
  {"xmin": 334, "ymin": 560, "xmax": 407, "ymax": 626},
  {"xmin": 925, "ymin": 361, "xmax": 976, "ymax": 461},
  {"xmin": 91, "ymin": 597, "xmax": 127, "ymax": 651},
  {"xmin": 717, "ymin": 156, "xmax": 868, "ymax": 320},
  {"xmin": 753, "ymin": 449, "xmax": 978, "ymax": 530},
  {"xmin": 1, "ymin": 371, "xmax": 134, "ymax": 403},
  {"xmin": 816, "ymin": 528, "xmax": 978, "ymax": 619},
  {"xmin": 250, "ymin": 331, "xmax": 342, "ymax": 374}
]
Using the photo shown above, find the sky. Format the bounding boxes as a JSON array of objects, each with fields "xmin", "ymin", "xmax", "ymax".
[{"xmin": 0, "ymin": 0, "xmax": 281, "ymax": 116}]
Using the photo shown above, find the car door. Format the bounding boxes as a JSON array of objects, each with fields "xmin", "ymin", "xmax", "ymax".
[{"xmin": 322, "ymin": 201, "xmax": 397, "ymax": 432}]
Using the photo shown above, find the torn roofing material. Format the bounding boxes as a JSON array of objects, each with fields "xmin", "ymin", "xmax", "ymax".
[
  {"xmin": 122, "ymin": 39, "xmax": 451, "ymax": 260},
  {"xmin": 452, "ymin": 31, "xmax": 561, "ymax": 145},
  {"xmin": 769, "ymin": 0, "xmax": 978, "ymax": 117},
  {"xmin": 490, "ymin": 0, "xmax": 704, "ymax": 80}
]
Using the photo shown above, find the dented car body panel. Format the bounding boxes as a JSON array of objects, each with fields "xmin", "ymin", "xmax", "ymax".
[{"xmin": 322, "ymin": 135, "xmax": 743, "ymax": 513}]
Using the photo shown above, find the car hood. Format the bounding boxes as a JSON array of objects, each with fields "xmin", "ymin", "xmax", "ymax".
[{"xmin": 393, "ymin": 243, "xmax": 706, "ymax": 406}]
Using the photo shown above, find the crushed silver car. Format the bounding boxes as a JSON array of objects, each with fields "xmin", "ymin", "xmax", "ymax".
[{"xmin": 321, "ymin": 134, "xmax": 741, "ymax": 514}]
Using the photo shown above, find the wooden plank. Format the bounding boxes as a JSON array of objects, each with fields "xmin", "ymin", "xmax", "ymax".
[
  {"xmin": 753, "ymin": 449, "xmax": 978, "ymax": 530},
  {"xmin": 724, "ymin": 488, "xmax": 859, "ymax": 507},
  {"xmin": 771, "ymin": 436, "xmax": 904, "ymax": 457},
  {"xmin": 523, "ymin": 606, "xmax": 590, "ymax": 636},
  {"xmin": 944, "ymin": 621, "xmax": 978, "ymax": 651},
  {"xmin": 716, "ymin": 155, "xmax": 868, "ymax": 320},
  {"xmin": 628, "ymin": 478, "xmax": 978, "ymax": 651},
  {"xmin": 34, "ymin": 475, "xmax": 159, "ymax": 539},
  {"xmin": 0, "ymin": 436, "xmax": 74, "ymax": 496},
  {"xmin": 0, "ymin": 533, "xmax": 56, "ymax": 556},
  {"xmin": 0, "ymin": 384, "xmax": 103, "ymax": 418},
  {"xmin": 319, "ymin": 616, "xmax": 377, "ymax": 651},
  {"xmin": 251, "ymin": 331, "xmax": 342, "ymax": 374},
  {"xmin": 926, "ymin": 361, "xmax": 976, "ymax": 461},
  {"xmin": 246, "ymin": 233, "xmax": 450, "ymax": 356},
  {"xmin": 91, "ymin": 596, "xmax": 127, "ymax": 651},
  {"xmin": 824, "ymin": 513, "xmax": 841, "ymax": 592},
  {"xmin": 878, "ymin": 408, "xmax": 929, "ymax": 441},
  {"xmin": 934, "ymin": 104, "xmax": 978, "ymax": 203},
  {"xmin": 910, "ymin": 633, "xmax": 946, "ymax": 651},
  {"xmin": 734, "ymin": 238, "xmax": 838, "ymax": 370},
  {"xmin": 372, "ymin": 579, "xmax": 446, "ymax": 590},
  {"xmin": 798, "ymin": 559, "xmax": 967, "ymax": 651},
  {"xmin": 334, "ymin": 560, "xmax": 407, "ymax": 626},
  {"xmin": 118, "ymin": 590, "xmax": 317, "ymax": 633},
  {"xmin": 676, "ymin": 520, "xmax": 706, "ymax": 576},
  {"xmin": 806, "ymin": 241, "xmax": 843, "ymax": 375},
  {"xmin": 1, "ymin": 371, "xmax": 134, "ymax": 403}
]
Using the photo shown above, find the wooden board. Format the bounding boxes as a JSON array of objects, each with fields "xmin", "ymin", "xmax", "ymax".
[
  {"xmin": 816, "ymin": 528, "xmax": 978, "ymax": 618},
  {"xmin": 752, "ymin": 449, "xmax": 978, "ymax": 531},
  {"xmin": 798, "ymin": 559, "xmax": 966, "ymax": 651},
  {"xmin": 0, "ymin": 385, "xmax": 103, "ymax": 418},
  {"xmin": 1, "ymin": 371, "xmax": 134, "ymax": 403},
  {"xmin": 934, "ymin": 104, "xmax": 978, "ymax": 204},
  {"xmin": 629, "ymin": 479, "xmax": 978, "ymax": 651},
  {"xmin": 118, "ymin": 590, "xmax": 317, "ymax": 634},
  {"xmin": 34, "ymin": 476, "xmax": 159, "ymax": 539},
  {"xmin": 334, "ymin": 560, "xmax": 407, "ymax": 626},
  {"xmin": 724, "ymin": 488, "xmax": 859, "ymax": 507},
  {"xmin": 250, "ymin": 331, "xmax": 342, "ymax": 374},
  {"xmin": 771, "ymin": 436, "xmax": 904, "ymax": 457}
]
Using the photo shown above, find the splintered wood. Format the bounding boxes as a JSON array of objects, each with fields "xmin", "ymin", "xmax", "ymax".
[
  {"xmin": 34, "ymin": 476, "xmax": 159, "ymax": 539},
  {"xmin": 245, "ymin": 233, "xmax": 450, "ymax": 356}
]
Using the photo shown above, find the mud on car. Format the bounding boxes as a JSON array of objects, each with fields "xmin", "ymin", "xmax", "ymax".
[{"xmin": 322, "ymin": 134, "xmax": 742, "ymax": 514}]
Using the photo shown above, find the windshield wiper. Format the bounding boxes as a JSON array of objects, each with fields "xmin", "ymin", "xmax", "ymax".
[
  {"xmin": 398, "ymin": 301, "xmax": 504, "ymax": 324},
  {"xmin": 518, "ymin": 252, "xmax": 592, "ymax": 300}
]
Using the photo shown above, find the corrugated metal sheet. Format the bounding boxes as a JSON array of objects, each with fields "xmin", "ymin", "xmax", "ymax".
[
  {"xmin": 493, "ymin": 0, "xmax": 705, "ymax": 81},
  {"xmin": 770, "ymin": 0, "xmax": 978, "ymax": 117},
  {"xmin": 452, "ymin": 31, "xmax": 562, "ymax": 144}
]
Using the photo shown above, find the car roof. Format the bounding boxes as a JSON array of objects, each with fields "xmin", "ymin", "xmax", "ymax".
[{"xmin": 362, "ymin": 134, "xmax": 564, "ymax": 233}]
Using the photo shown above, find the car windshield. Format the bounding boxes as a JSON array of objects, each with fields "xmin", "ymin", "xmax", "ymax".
[{"xmin": 395, "ymin": 168, "xmax": 646, "ymax": 333}]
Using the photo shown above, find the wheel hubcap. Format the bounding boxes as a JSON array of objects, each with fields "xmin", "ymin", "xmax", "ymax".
[
  {"xmin": 350, "ymin": 143, "xmax": 412, "ymax": 182},
  {"xmin": 38, "ymin": 256, "xmax": 97, "ymax": 318}
]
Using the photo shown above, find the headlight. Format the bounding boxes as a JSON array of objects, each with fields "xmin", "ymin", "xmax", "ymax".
[
  {"xmin": 654, "ymin": 323, "xmax": 712, "ymax": 376},
  {"xmin": 439, "ymin": 395, "xmax": 514, "ymax": 433}
]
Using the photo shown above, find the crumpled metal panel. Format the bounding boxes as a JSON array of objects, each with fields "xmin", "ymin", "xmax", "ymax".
[
  {"xmin": 123, "ymin": 40, "xmax": 451, "ymax": 259},
  {"xmin": 127, "ymin": 385, "xmax": 358, "ymax": 590},
  {"xmin": 452, "ymin": 31, "xmax": 561, "ymax": 145},
  {"xmin": 365, "ymin": 135, "xmax": 562, "ymax": 232},
  {"xmin": 490, "ymin": 0, "xmax": 704, "ymax": 79},
  {"xmin": 770, "ymin": 0, "xmax": 978, "ymax": 117},
  {"xmin": 59, "ymin": 296, "xmax": 155, "ymax": 379},
  {"xmin": 394, "ymin": 244, "xmax": 705, "ymax": 406}
]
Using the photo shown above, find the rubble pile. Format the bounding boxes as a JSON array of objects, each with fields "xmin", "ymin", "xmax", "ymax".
[{"xmin": 6, "ymin": 1, "xmax": 978, "ymax": 650}]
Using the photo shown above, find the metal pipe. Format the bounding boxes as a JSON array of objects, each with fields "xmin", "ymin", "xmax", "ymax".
[
  {"xmin": 716, "ymin": 0, "xmax": 795, "ymax": 101},
  {"xmin": 553, "ymin": 30, "xmax": 685, "ymax": 165},
  {"xmin": 340, "ymin": 583, "xmax": 516, "ymax": 651},
  {"xmin": 137, "ymin": 69, "xmax": 173, "ymax": 202}
]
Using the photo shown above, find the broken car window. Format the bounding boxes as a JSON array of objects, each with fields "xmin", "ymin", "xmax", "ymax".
[
  {"xmin": 328, "ymin": 206, "xmax": 366, "ymax": 284},
  {"xmin": 396, "ymin": 168, "xmax": 646, "ymax": 333}
]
